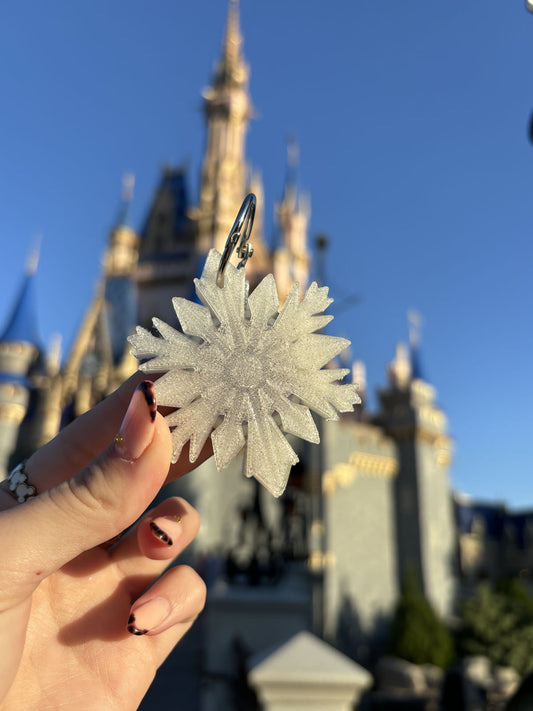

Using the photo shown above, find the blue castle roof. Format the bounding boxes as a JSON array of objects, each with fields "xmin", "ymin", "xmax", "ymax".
[
  {"xmin": 141, "ymin": 168, "xmax": 191, "ymax": 241},
  {"xmin": 455, "ymin": 498, "xmax": 533, "ymax": 549},
  {"xmin": 0, "ymin": 269, "xmax": 41, "ymax": 347}
]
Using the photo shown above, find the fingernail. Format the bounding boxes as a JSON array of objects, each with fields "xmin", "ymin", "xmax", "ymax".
[
  {"xmin": 127, "ymin": 597, "xmax": 170, "ymax": 635},
  {"xmin": 115, "ymin": 381, "xmax": 157, "ymax": 461},
  {"xmin": 149, "ymin": 515, "xmax": 182, "ymax": 546}
]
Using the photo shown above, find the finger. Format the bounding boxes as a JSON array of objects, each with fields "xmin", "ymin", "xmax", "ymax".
[
  {"xmin": 0, "ymin": 372, "xmax": 213, "ymax": 509},
  {"xmin": 125, "ymin": 565, "xmax": 206, "ymax": 640},
  {"xmin": 0, "ymin": 382, "xmax": 172, "ymax": 592},
  {"xmin": 32, "ymin": 373, "xmax": 144, "ymax": 484},
  {"xmin": 111, "ymin": 497, "xmax": 201, "ymax": 581}
]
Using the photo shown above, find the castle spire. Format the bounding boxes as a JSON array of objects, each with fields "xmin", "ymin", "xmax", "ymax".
[
  {"xmin": 25, "ymin": 237, "xmax": 40, "ymax": 276},
  {"xmin": 104, "ymin": 175, "xmax": 139, "ymax": 278},
  {"xmin": 273, "ymin": 139, "xmax": 311, "ymax": 301},
  {"xmin": 0, "ymin": 249, "xmax": 43, "ymax": 476},
  {"xmin": 197, "ymin": 0, "xmax": 254, "ymax": 254},
  {"xmin": 62, "ymin": 178, "xmax": 140, "ymax": 418},
  {"xmin": 283, "ymin": 136, "xmax": 299, "ymax": 201},
  {"xmin": 214, "ymin": 0, "xmax": 247, "ymax": 88},
  {"xmin": 1, "ymin": 245, "xmax": 41, "ymax": 346},
  {"xmin": 408, "ymin": 309, "xmax": 424, "ymax": 381},
  {"xmin": 115, "ymin": 172, "xmax": 135, "ymax": 228},
  {"xmin": 387, "ymin": 342, "xmax": 411, "ymax": 389}
]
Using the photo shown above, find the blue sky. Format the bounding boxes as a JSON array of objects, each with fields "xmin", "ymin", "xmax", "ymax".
[{"xmin": 0, "ymin": 1, "xmax": 531, "ymax": 507}]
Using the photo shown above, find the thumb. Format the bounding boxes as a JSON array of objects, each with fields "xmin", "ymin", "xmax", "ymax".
[{"xmin": 0, "ymin": 381, "xmax": 172, "ymax": 587}]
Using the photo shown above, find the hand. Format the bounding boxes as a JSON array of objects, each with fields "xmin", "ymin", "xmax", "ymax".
[{"xmin": 0, "ymin": 375, "xmax": 210, "ymax": 711}]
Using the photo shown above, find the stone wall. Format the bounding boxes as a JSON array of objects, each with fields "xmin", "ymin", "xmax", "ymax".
[{"xmin": 322, "ymin": 418, "xmax": 399, "ymax": 660}]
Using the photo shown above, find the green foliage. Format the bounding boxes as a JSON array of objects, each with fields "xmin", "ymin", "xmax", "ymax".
[
  {"xmin": 459, "ymin": 578, "xmax": 533, "ymax": 676},
  {"xmin": 388, "ymin": 570, "xmax": 455, "ymax": 668}
]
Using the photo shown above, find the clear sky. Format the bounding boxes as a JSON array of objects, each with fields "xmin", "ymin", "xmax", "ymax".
[{"xmin": 0, "ymin": 1, "xmax": 531, "ymax": 507}]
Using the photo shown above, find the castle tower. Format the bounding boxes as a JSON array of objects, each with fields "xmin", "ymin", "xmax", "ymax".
[
  {"xmin": 62, "ymin": 178, "xmax": 139, "ymax": 418},
  {"xmin": 351, "ymin": 359, "xmax": 367, "ymax": 420},
  {"xmin": 377, "ymin": 325, "xmax": 455, "ymax": 617},
  {"xmin": 273, "ymin": 141, "xmax": 311, "ymax": 302},
  {"xmin": 197, "ymin": 0, "xmax": 256, "ymax": 255},
  {"xmin": 0, "ymin": 251, "xmax": 42, "ymax": 476},
  {"xmin": 136, "ymin": 166, "xmax": 197, "ymax": 328},
  {"xmin": 243, "ymin": 169, "xmax": 272, "ymax": 289}
]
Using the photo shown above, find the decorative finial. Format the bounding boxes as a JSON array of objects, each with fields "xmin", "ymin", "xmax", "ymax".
[
  {"xmin": 286, "ymin": 135, "xmax": 299, "ymax": 171},
  {"xmin": 228, "ymin": 0, "xmax": 239, "ymax": 29},
  {"xmin": 117, "ymin": 173, "xmax": 135, "ymax": 226},
  {"xmin": 388, "ymin": 342, "xmax": 412, "ymax": 388},
  {"xmin": 225, "ymin": 0, "xmax": 241, "ymax": 60},
  {"xmin": 352, "ymin": 359, "xmax": 366, "ymax": 386},
  {"xmin": 408, "ymin": 309, "xmax": 422, "ymax": 349},
  {"xmin": 121, "ymin": 172, "xmax": 135, "ymax": 205},
  {"xmin": 408, "ymin": 309, "xmax": 425, "ymax": 380},
  {"xmin": 352, "ymin": 359, "xmax": 366, "ymax": 398},
  {"xmin": 25, "ymin": 234, "xmax": 41, "ymax": 276},
  {"xmin": 215, "ymin": 0, "xmax": 246, "ymax": 86},
  {"xmin": 284, "ymin": 135, "xmax": 299, "ymax": 193}
]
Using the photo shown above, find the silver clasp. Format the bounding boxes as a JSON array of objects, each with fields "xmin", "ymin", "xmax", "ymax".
[{"xmin": 216, "ymin": 193, "xmax": 256, "ymax": 288}]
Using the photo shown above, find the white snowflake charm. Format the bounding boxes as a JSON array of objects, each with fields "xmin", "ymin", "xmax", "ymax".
[{"xmin": 128, "ymin": 197, "xmax": 360, "ymax": 497}]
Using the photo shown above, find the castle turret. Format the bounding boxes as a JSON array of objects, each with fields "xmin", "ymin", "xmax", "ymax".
[
  {"xmin": 377, "ymin": 320, "xmax": 455, "ymax": 617},
  {"xmin": 351, "ymin": 360, "xmax": 367, "ymax": 419},
  {"xmin": 197, "ymin": 0, "xmax": 255, "ymax": 255},
  {"xmin": 62, "ymin": 178, "xmax": 139, "ymax": 418},
  {"xmin": 243, "ymin": 169, "xmax": 271, "ymax": 289},
  {"xmin": 273, "ymin": 140, "xmax": 311, "ymax": 302},
  {"xmin": 105, "ymin": 173, "xmax": 138, "ymax": 280},
  {"xmin": 0, "ymin": 251, "xmax": 41, "ymax": 476}
]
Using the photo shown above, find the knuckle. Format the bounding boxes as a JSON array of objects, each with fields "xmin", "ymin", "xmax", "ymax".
[
  {"xmin": 70, "ymin": 461, "xmax": 110, "ymax": 512},
  {"xmin": 48, "ymin": 457, "xmax": 116, "ymax": 516}
]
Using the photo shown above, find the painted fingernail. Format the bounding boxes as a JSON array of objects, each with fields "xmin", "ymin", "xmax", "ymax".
[
  {"xmin": 149, "ymin": 514, "xmax": 182, "ymax": 546},
  {"xmin": 127, "ymin": 597, "xmax": 170, "ymax": 635},
  {"xmin": 115, "ymin": 381, "xmax": 157, "ymax": 461}
]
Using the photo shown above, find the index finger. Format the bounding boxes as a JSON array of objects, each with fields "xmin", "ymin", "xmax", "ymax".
[{"xmin": 2, "ymin": 373, "xmax": 212, "ymax": 504}]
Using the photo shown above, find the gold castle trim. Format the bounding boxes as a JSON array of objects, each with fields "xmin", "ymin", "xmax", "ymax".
[
  {"xmin": 323, "ymin": 451, "xmax": 398, "ymax": 496},
  {"xmin": 307, "ymin": 550, "xmax": 337, "ymax": 572}
]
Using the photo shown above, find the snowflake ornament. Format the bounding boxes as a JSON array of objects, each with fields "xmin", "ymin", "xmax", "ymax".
[{"xmin": 128, "ymin": 249, "xmax": 360, "ymax": 497}]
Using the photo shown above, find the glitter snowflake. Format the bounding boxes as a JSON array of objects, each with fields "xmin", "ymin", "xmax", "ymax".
[{"xmin": 128, "ymin": 249, "xmax": 360, "ymax": 497}]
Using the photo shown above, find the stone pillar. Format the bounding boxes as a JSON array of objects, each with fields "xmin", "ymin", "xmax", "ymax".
[{"xmin": 248, "ymin": 631, "xmax": 372, "ymax": 711}]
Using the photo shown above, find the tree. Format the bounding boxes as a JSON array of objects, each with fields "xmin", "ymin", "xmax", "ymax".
[
  {"xmin": 388, "ymin": 570, "xmax": 455, "ymax": 668},
  {"xmin": 459, "ymin": 578, "xmax": 533, "ymax": 675}
]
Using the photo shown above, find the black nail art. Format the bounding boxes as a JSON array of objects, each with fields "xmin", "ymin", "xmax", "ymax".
[
  {"xmin": 127, "ymin": 613, "xmax": 148, "ymax": 635},
  {"xmin": 139, "ymin": 381, "xmax": 157, "ymax": 422},
  {"xmin": 150, "ymin": 521, "xmax": 173, "ymax": 546}
]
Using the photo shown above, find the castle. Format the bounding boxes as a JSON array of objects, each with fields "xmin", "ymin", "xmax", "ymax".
[{"xmin": 0, "ymin": 2, "xmax": 525, "ymax": 708}]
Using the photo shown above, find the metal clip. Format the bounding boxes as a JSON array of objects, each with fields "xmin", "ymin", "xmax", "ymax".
[{"xmin": 216, "ymin": 193, "xmax": 256, "ymax": 288}]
